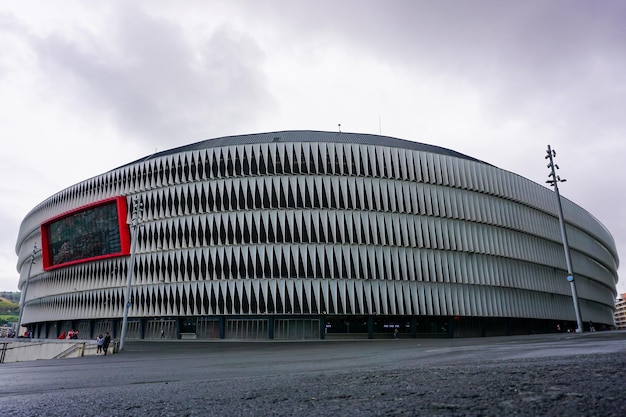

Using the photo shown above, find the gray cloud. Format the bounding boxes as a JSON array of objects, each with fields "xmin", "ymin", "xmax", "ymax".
[
  {"xmin": 247, "ymin": 1, "xmax": 626, "ymax": 131},
  {"xmin": 29, "ymin": 5, "xmax": 276, "ymax": 148}
]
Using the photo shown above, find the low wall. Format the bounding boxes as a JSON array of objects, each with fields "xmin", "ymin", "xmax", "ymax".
[{"xmin": 0, "ymin": 339, "xmax": 115, "ymax": 363}]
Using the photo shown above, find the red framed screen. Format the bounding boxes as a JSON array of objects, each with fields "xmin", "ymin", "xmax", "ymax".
[{"xmin": 41, "ymin": 197, "xmax": 130, "ymax": 270}]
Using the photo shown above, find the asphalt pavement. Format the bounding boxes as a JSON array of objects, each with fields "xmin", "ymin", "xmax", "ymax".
[{"xmin": 0, "ymin": 331, "xmax": 624, "ymax": 416}]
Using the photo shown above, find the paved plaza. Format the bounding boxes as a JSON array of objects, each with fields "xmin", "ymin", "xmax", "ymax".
[{"xmin": 0, "ymin": 331, "xmax": 624, "ymax": 416}]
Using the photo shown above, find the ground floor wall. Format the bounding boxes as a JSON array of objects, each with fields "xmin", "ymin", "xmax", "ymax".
[{"xmin": 25, "ymin": 315, "xmax": 612, "ymax": 341}]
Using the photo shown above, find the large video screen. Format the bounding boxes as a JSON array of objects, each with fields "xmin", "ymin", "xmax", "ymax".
[{"xmin": 41, "ymin": 197, "xmax": 130, "ymax": 270}]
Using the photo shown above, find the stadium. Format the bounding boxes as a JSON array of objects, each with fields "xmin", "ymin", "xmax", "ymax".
[{"xmin": 15, "ymin": 131, "xmax": 619, "ymax": 340}]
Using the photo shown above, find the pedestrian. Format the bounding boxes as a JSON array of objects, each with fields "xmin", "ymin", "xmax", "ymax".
[
  {"xmin": 103, "ymin": 332, "xmax": 111, "ymax": 356},
  {"xmin": 160, "ymin": 329, "xmax": 165, "ymax": 339},
  {"xmin": 96, "ymin": 334, "xmax": 104, "ymax": 355}
]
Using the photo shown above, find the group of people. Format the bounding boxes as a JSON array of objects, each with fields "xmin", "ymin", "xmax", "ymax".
[
  {"xmin": 55, "ymin": 329, "xmax": 112, "ymax": 355},
  {"xmin": 57, "ymin": 329, "xmax": 79, "ymax": 339},
  {"xmin": 95, "ymin": 332, "xmax": 112, "ymax": 355}
]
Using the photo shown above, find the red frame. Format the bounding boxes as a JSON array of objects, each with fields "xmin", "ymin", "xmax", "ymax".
[{"xmin": 41, "ymin": 196, "xmax": 130, "ymax": 271}]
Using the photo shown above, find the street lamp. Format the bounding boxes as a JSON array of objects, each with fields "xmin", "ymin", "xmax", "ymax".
[
  {"xmin": 119, "ymin": 195, "xmax": 143, "ymax": 351},
  {"xmin": 545, "ymin": 145, "xmax": 583, "ymax": 333},
  {"xmin": 15, "ymin": 244, "xmax": 40, "ymax": 338}
]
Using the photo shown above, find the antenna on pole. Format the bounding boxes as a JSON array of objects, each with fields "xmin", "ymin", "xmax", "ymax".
[
  {"xmin": 545, "ymin": 145, "xmax": 583, "ymax": 333},
  {"xmin": 120, "ymin": 195, "xmax": 144, "ymax": 351},
  {"xmin": 15, "ymin": 244, "xmax": 40, "ymax": 338}
]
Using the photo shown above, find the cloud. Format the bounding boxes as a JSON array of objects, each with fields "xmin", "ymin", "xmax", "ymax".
[{"xmin": 28, "ymin": 4, "xmax": 276, "ymax": 148}]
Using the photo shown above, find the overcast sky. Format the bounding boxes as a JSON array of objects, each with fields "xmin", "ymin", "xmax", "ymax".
[{"xmin": 1, "ymin": 1, "xmax": 624, "ymax": 296}]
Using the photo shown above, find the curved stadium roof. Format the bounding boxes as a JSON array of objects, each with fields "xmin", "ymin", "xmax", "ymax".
[{"xmin": 126, "ymin": 130, "xmax": 487, "ymax": 168}]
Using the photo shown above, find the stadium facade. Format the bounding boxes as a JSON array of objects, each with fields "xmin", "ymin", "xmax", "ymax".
[{"xmin": 15, "ymin": 131, "xmax": 619, "ymax": 340}]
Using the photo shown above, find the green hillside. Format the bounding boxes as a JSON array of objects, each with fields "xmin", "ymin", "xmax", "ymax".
[
  {"xmin": 0, "ymin": 292, "xmax": 20, "ymax": 324},
  {"xmin": 0, "ymin": 292, "xmax": 20, "ymax": 304}
]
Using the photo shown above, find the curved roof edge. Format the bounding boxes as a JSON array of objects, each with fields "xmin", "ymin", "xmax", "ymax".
[{"xmin": 123, "ymin": 130, "xmax": 488, "ymax": 168}]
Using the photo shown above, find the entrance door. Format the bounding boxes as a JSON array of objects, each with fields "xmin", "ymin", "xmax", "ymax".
[{"xmin": 180, "ymin": 318, "xmax": 197, "ymax": 334}]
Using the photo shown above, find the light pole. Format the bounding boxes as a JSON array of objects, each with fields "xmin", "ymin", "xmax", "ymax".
[
  {"xmin": 16, "ymin": 244, "xmax": 39, "ymax": 338},
  {"xmin": 545, "ymin": 145, "xmax": 583, "ymax": 333},
  {"xmin": 119, "ymin": 195, "xmax": 143, "ymax": 351}
]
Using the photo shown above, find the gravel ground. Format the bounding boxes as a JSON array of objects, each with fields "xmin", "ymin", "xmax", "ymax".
[{"xmin": 3, "ymin": 350, "xmax": 624, "ymax": 416}]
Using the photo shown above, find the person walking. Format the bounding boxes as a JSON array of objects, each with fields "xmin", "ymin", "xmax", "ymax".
[
  {"xmin": 96, "ymin": 334, "xmax": 104, "ymax": 355},
  {"xmin": 103, "ymin": 332, "xmax": 111, "ymax": 356}
]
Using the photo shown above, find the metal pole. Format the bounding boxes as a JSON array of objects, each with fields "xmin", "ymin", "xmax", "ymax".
[
  {"xmin": 15, "ymin": 244, "xmax": 38, "ymax": 338},
  {"xmin": 119, "ymin": 196, "xmax": 142, "ymax": 351},
  {"xmin": 546, "ymin": 145, "xmax": 583, "ymax": 332}
]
